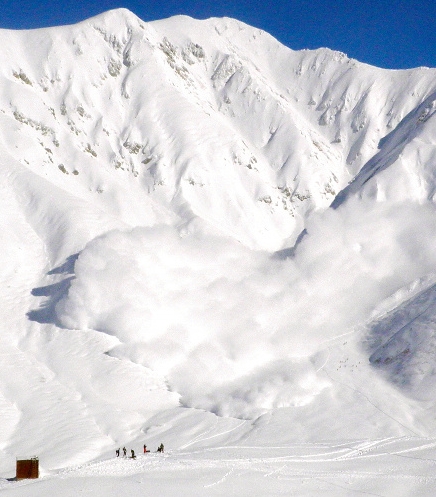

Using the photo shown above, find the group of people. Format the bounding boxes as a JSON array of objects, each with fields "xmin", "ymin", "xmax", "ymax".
[
  {"xmin": 115, "ymin": 443, "xmax": 164, "ymax": 459},
  {"xmin": 115, "ymin": 447, "xmax": 133, "ymax": 458}
]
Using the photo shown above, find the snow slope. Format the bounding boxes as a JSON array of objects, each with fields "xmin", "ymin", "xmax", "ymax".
[{"xmin": 1, "ymin": 8, "xmax": 436, "ymax": 494}]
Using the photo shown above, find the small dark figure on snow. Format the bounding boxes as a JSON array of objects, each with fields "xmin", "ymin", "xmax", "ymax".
[
  {"xmin": 143, "ymin": 444, "xmax": 148, "ymax": 453},
  {"xmin": 157, "ymin": 443, "xmax": 164, "ymax": 453},
  {"xmin": 116, "ymin": 448, "xmax": 120, "ymax": 457},
  {"xmin": 131, "ymin": 449, "xmax": 136, "ymax": 459},
  {"xmin": 123, "ymin": 447, "xmax": 127, "ymax": 457}
]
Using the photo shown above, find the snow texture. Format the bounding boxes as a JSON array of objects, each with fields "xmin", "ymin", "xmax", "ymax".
[{"xmin": 1, "ymin": 8, "xmax": 436, "ymax": 495}]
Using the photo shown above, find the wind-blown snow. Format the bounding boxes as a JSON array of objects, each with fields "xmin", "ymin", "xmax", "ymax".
[
  {"xmin": 54, "ymin": 198, "xmax": 436, "ymax": 418},
  {"xmin": 1, "ymin": 8, "xmax": 436, "ymax": 494}
]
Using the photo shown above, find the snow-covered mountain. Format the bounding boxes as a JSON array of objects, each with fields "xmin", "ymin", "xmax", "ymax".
[{"xmin": 1, "ymin": 8, "xmax": 436, "ymax": 480}]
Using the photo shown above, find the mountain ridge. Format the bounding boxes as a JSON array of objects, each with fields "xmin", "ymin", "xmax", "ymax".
[{"xmin": 1, "ymin": 8, "xmax": 435, "ymax": 252}]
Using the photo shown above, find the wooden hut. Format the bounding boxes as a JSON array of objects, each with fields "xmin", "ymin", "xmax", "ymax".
[{"xmin": 16, "ymin": 457, "xmax": 39, "ymax": 479}]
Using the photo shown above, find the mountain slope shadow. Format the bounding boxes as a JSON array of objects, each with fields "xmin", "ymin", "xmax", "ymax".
[
  {"xmin": 273, "ymin": 229, "xmax": 307, "ymax": 260},
  {"xmin": 27, "ymin": 253, "xmax": 79, "ymax": 325},
  {"xmin": 367, "ymin": 281, "xmax": 436, "ymax": 399}
]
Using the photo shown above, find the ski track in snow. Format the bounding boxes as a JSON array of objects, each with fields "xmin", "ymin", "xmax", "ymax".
[
  {"xmin": 2, "ymin": 439, "xmax": 436, "ymax": 496},
  {"xmin": 179, "ymin": 419, "xmax": 247, "ymax": 450},
  {"xmin": 203, "ymin": 465, "xmax": 235, "ymax": 488}
]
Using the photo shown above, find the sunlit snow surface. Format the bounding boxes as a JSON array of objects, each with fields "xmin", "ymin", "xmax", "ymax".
[
  {"xmin": 1, "ymin": 8, "xmax": 436, "ymax": 495},
  {"xmin": 3, "ymin": 438, "xmax": 436, "ymax": 496}
]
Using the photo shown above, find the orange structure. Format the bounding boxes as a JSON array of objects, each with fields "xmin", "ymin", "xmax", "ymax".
[{"xmin": 16, "ymin": 458, "xmax": 39, "ymax": 479}]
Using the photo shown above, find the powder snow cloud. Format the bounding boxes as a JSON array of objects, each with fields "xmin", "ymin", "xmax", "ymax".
[{"xmin": 56, "ymin": 198, "xmax": 436, "ymax": 418}]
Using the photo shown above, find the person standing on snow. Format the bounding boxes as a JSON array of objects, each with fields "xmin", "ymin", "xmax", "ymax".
[
  {"xmin": 116, "ymin": 448, "xmax": 120, "ymax": 457},
  {"xmin": 123, "ymin": 447, "xmax": 127, "ymax": 457}
]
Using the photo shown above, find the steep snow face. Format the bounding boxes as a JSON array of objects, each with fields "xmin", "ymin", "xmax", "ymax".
[
  {"xmin": 1, "ymin": 8, "xmax": 436, "ymax": 474},
  {"xmin": 1, "ymin": 8, "xmax": 435, "ymax": 255},
  {"xmin": 332, "ymin": 90, "xmax": 436, "ymax": 207}
]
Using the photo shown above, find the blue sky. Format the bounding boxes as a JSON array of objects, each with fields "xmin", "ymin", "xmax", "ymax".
[{"xmin": 1, "ymin": 0, "xmax": 434, "ymax": 69}]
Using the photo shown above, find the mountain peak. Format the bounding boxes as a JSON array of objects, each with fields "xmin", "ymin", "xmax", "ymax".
[{"xmin": 87, "ymin": 7, "xmax": 141, "ymax": 25}]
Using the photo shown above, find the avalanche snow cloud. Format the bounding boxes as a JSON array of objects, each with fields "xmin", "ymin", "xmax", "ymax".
[{"xmin": 56, "ymin": 199, "xmax": 436, "ymax": 418}]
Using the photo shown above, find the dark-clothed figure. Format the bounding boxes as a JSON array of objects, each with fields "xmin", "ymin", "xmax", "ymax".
[
  {"xmin": 116, "ymin": 448, "xmax": 120, "ymax": 457},
  {"xmin": 131, "ymin": 449, "xmax": 136, "ymax": 459},
  {"xmin": 123, "ymin": 447, "xmax": 127, "ymax": 457}
]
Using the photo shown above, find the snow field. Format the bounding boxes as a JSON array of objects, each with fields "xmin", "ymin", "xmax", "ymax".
[
  {"xmin": 2, "ymin": 438, "xmax": 436, "ymax": 496},
  {"xmin": 0, "ymin": 8, "xmax": 436, "ymax": 493}
]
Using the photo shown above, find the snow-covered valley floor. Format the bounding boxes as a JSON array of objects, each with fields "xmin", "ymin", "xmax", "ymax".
[{"xmin": 2, "ymin": 438, "xmax": 436, "ymax": 496}]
